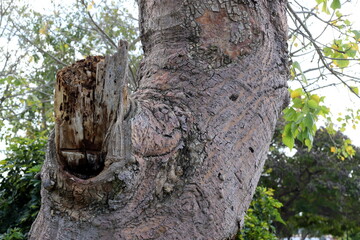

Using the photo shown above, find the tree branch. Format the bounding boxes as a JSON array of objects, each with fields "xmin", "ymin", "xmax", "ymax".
[
  {"xmin": 80, "ymin": 0, "xmax": 117, "ymax": 49},
  {"xmin": 8, "ymin": 17, "xmax": 68, "ymax": 67},
  {"xmin": 287, "ymin": 3, "xmax": 360, "ymax": 99}
]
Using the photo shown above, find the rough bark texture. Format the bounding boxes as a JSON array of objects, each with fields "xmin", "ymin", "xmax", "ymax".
[{"xmin": 30, "ymin": 0, "xmax": 289, "ymax": 239}]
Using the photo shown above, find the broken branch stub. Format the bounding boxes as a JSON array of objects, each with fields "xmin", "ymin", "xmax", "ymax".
[{"xmin": 55, "ymin": 41, "xmax": 129, "ymax": 179}]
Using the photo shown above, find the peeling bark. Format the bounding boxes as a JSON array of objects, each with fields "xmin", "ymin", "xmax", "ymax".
[{"xmin": 30, "ymin": 0, "xmax": 289, "ymax": 239}]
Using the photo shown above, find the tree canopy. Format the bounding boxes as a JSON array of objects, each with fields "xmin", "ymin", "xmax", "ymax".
[
  {"xmin": 0, "ymin": 134, "xmax": 45, "ymax": 237},
  {"xmin": 261, "ymin": 126, "xmax": 360, "ymax": 238}
]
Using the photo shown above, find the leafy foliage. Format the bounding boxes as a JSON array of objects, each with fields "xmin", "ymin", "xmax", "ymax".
[
  {"xmin": 282, "ymin": 88, "xmax": 329, "ymax": 150},
  {"xmin": 261, "ymin": 127, "xmax": 360, "ymax": 238},
  {"xmin": 0, "ymin": 133, "xmax": 46, "ymax": 237},
  {"xmin": 237, "ymin": 187, "xmax": 285, "ymax": 240},
  {"xmin": 0, "ymin": 228, "xmax": 25, "ymax": 240},
  {"xmin": 286, "ymin": 0, "xmax": 360, "ymax": 150}
]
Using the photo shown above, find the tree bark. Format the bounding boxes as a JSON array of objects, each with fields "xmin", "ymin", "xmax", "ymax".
[{"xmin": 29, "ymin": 0, "xmax": 289, "ymax": 239}]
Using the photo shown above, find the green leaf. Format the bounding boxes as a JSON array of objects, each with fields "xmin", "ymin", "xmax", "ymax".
[
  {"xmin": 322, "ymin": 2, "xmax": 330, "ymax": 14},
  {"xmin": 0, "ymin": 159, "xmax": 7, "ymax": 165},
  {"xmin": 290, "ymin": 88, "xmax": 303, "ymax": 99},
  {"xmin": 323, "ymin": 47, "xmax": 333, "ymax": 56},
  {"xmin": 306, "ymin": 128, "xmax": 314, "ymax": 143},
  {"xmin": 292, "ymin": 98, "xmax": 303, "ymax": 108},
  {"xmin": 284, "ymin": 108, "xmax": 298, "ymax": 121},
  {"xmin": 346, "ymin": 49, "xmax": 357, "ymax": 58},
  {"xmin": 334, "ymin": 58, "xmax": 350, "ymax": 68},
  {"xmin": 304, "ymin": 114, "xmax": 314, "ymax": 129},
  {"xmin": 330, "ymin": 0, "xmax": 341, "ymax": 10},
  {"xmin": 351, "ymin": 86, "xmax": 359, "ymax": 95},
  {"xmin": 305, "ymin": 139, "xmax": 312, "ymax": 150},
  {"xmin": 282, "ymin": 123, "xmax": 296, "ymax": 149},
  {"xmin": 283, "ymin": 134, "xmax": 295, "ymax": 149},
  {"xmin": 353, "ymin": 30, "xmax": 360, "ymax": 41},
  {"xmin": 308, "ymin": 99, "xmax": 319, "ymax": 109},
  {"xmin": 291, "ymin": 122, "xmax": 299, "ymax": 137},
  {"xmin": 320, "ymin": 106, "xmax": 330, "ymax": 115},
  {"xmin": 335, "ymin": 11, "xmax": 342, "ymax": 18},
  {"xmin": 292, "ymin": 61, "xmax": 301, "ymax": 71},
  {"xmin": 283, "ymin": 123, "xmax": 293, "ymax": 136}
]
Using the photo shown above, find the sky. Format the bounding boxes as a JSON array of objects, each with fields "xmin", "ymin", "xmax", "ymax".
[{"xmin": 0, "ymin": 0, "xmax": 359, "ymax": 159}]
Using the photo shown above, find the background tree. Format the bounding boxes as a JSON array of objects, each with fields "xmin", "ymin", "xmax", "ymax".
[
  {"xmin": 0, "ymin": 134, "xmax": 46, "ymax": 239},
  {"xmin": 282, "ymin": 0, "xmax": 360, "ymax": 151},
  {"xmin": 260, "ymin": 126, "xmax": 360, "ymax": 239},
  {"xmin": 237, "ymin": 187, "xmax": 285, "ymax": 240}
]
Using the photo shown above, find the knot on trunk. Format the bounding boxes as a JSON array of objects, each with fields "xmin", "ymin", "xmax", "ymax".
[{"xmin": 132, "ymin": 100, "xmax": 190, "ymax": 157}]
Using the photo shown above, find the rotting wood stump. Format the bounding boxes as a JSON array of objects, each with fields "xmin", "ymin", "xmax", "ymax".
[
  {"xmin": 46, "ymin": 41, "xmax": 134, "ymax": 211},
  {"xmin": 55, "ymin": 41, "xmax": 131, "ymax": 180}
]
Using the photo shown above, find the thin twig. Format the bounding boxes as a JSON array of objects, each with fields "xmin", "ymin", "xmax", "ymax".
[
  {"xmin": 324, "ymin": 56, "xmax": 360, "ymax": 61},
  {"xmin": 287, "ymin": 3, "xmax": 360, "ymax": 99},
  {"xmin": 20, "ymin": 33, "xmax": 68, "ymax": 67},
  {"xmin": 129, "ymin": 36, "xmax": 140, "ymax": 51},
  {"xmin": 80, "ymin": 0, "xmax": 117, "ymax": 49},
  {"xmin": 9, "ymin": 17, "xmax": 68, "ymax": 67},
  {"xmin": 294, "ymin": 65, "xmax": 327, "ymax": 77}
]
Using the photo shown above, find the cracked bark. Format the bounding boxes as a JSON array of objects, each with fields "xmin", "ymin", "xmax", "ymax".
[{"xmin": 29, "ymin": 0, "xmax": 289, "ymax": 239}]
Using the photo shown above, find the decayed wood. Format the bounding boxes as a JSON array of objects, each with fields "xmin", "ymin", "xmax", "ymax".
[
  {"xmin": 30, "ymin": 0, "xmax": 289, "ymax": 239},
  {"xmin": 54, "ymin": 41, "xmax": 129, "ymax": 179},
  {"xmin": 27, "ymin": 42, "xmax": 131, "ymax": 218}
]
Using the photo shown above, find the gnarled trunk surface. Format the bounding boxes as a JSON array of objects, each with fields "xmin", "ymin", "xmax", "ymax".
[{"xmin": 29, "ymin": 0, "xmax": 288, "ymax": 239}]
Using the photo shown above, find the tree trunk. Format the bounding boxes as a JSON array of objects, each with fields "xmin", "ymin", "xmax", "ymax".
[{"xmin": 29, "ymin": 0, "xmax": 288, "ymax": 239}]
